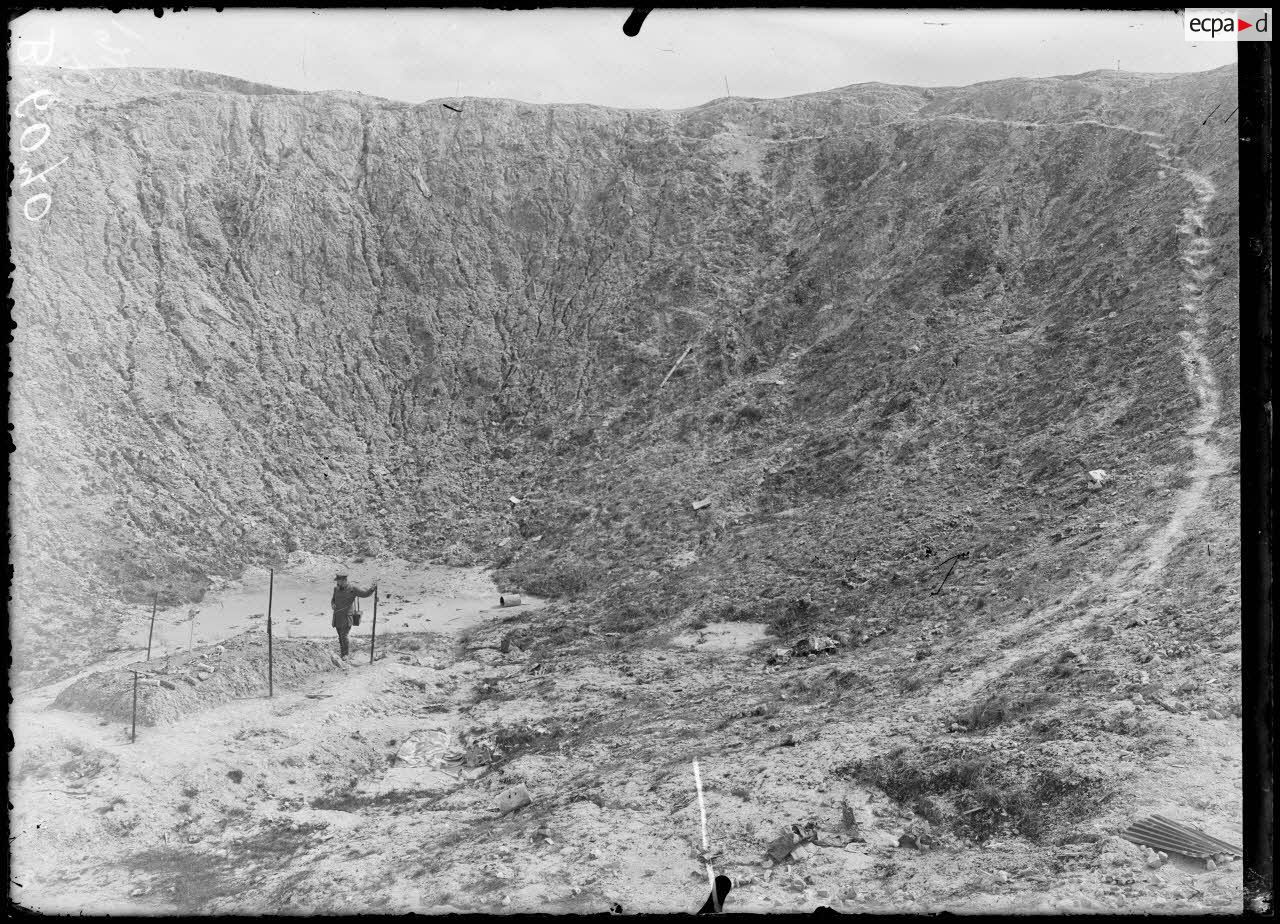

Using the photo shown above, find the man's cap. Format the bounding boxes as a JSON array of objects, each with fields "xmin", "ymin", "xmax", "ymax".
[{"xmin": 335, "ymin": 573, "xmax": 348, "ymax": 580}]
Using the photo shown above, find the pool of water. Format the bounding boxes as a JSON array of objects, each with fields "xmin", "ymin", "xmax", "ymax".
[{"xmin": 123, "ymin": 553, "xmax": 543, "ymax": 659}]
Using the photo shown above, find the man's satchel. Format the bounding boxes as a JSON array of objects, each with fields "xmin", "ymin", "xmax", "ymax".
[{"xmin": 351, "ymin": 597, "xmax": 362, "ymax": 627}]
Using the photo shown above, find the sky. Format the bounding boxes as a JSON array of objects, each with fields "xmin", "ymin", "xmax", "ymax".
[{"xmin": 10, "ymin": 8, "xmax": 1237, "ymax": 110}]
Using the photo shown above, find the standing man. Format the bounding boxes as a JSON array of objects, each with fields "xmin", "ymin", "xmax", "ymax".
[{"xmin": 331, "ymin": 573, "xmax": 376, "ymax": 660}]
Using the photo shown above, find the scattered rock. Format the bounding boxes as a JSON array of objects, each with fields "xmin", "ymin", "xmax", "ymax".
[
  {"xmin": 1205, "ymin": 858, "xmax": 1217, "ymax": 871},
  {"xmin": 226, "ymin": 769, "xmax": 244, "ymax": 784},
  {"xmin": 495, "ymin": 783, "xmax": 532, "ymax": 815},
  {"xmin": 766, "ymin": 832, "xmax": 796, "ymax": 864},
  {"xmin": 897, "ymin": 831, "xmax": 932, "ymax": 850}
]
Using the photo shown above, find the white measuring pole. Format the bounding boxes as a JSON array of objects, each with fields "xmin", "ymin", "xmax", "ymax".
[{"xmin": 693, "ymin": 758, "xmax": 719, "ymax": 912}]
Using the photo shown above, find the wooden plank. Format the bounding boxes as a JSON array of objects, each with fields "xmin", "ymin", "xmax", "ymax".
[{"xmin": 659, "ymin": 343, "xmax": 695, "ymax": 388}]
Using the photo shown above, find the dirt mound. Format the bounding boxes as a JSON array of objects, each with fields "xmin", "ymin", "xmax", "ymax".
[{"xmin": 52, "ymin": 632, "xmax": 341, "ymax": 726}]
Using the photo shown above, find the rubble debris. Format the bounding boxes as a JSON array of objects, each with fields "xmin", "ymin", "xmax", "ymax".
[
  {"xmin": 763, "ymin": 823, "xmax": 817, "ymax": 865},
  {"xmin": 692, "ymin": 497, "xmax": 713, "ymax": 511},
  {"xmin": 791, "ymin": 635, "xmax": 839, "ymax": 657},
  {"xmin": 396, "ymin": 727, "xmax": 466, "ymax": 773}
]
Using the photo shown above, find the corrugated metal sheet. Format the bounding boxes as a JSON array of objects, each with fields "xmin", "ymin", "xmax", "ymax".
[{"xmin": 1121, "ymin": 814, "xmax": 1242, "ymax": 860}]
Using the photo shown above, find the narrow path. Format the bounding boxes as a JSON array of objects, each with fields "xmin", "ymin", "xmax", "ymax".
[{"xmin": 927, "ymin": 127, "xmax": 1229, "ymax": 708}]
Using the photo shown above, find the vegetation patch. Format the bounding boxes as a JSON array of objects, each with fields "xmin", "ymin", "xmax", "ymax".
[
  {"xmin": 487, "ymin": 719, "xmax": 574, "ymax": 764},
  {"xmin": 498, "ymin": 551, "xmax": 600, "ymax": 599},
  {"xmin": 310, "ymin": 789, "xmax": 440, "ymax": 813},
  {"xmin": 841, "ymin": 746, "xmax": 1109, "ymax": 843},
  {"xmin": 958, "ymin": 691, "xmax": 1062, "ymax": 731}
]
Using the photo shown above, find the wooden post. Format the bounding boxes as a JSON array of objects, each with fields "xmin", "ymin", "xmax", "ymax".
[
  {"xmin": 267, "ymin": 567, "xmax": 274, "ymax": 698},
  {"xmin": 131, "ymin": 671, "xmax": 139, "ymax": 743},
  {"xmin": 933, "ymin": 557, "xmax": 960, "ymax": 595},
  {"xmin": 145, "ymin": 593, "xmax": 157, "ymax": 661},
  {"xmin": 369, "ymin": 586, "xmax": 379, "ymax": 665}
]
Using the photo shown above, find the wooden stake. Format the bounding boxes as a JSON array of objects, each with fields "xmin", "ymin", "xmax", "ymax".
[
  {"xmin": 369, "ymin": 586, "xmax": 379, "ymax": 665},
  {"xmin": 267, "ymin": 567, "xmax": 274, "ymax": 698},
  {"xmin": 933, "ymin": 557, "xmax": 960, "ymax": 595},
  {"xmin": 145, "ymin": 593, "xmax": 157, "ymax": 661},
  {"xmin": 131, "ymin": 671, "xmax": 139, "ymax": 743}
]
